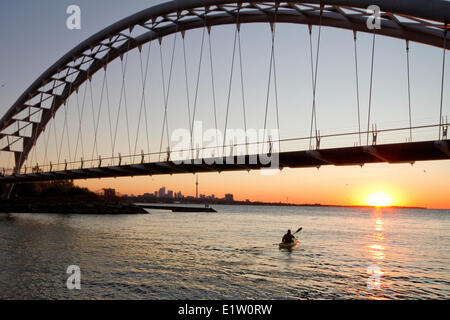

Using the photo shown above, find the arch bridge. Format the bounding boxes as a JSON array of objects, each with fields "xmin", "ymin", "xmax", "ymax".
[{"xmin": 0, "ymin": 0, "xmax": 449, "ymax": 198}]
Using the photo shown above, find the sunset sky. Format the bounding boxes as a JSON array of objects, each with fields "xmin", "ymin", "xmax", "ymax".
[{"xmin": 1, "ymin": 0, "xmax": 449, "ymax": 209}]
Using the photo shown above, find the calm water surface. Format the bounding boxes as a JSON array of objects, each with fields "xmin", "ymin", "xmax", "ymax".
[{"xmin": 0, "ymin": 205, "xmax": 449, "ymax": 299}]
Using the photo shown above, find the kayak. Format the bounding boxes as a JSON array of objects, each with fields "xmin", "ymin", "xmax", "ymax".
[{"xmin": 279, "ymin": 239, "xmax": 298, "ymax": 249}]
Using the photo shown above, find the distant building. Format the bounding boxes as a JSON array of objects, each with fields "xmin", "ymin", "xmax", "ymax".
[
  {"xmin": 154, "ymin": 191, "xmax": 158, "ymax": 197},
  {"xmin": 167, "ymin": 190, "xmax": 173, "ymax": 198},
  {"xmin": 158, "ymin": 187, "xmax": 166, "ymax": 198},
  {"xmin": 103, "ymin": 189, "xmax": 116, "ymax": 201},
  {"xmin": 224, "ymin": 193, "xmax": 234, "ymax": 202},
  {"xmin": 103, "ymin": 188, "xmax": 116, "ymax": 199}
]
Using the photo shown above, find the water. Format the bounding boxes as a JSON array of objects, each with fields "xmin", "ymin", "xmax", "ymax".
[{"xmin": 0, "ymin": 205, "xmax": 449, "ymax": 299}]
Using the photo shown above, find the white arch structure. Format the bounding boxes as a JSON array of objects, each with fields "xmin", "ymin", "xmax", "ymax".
[{"xmin": 0, "ymin": 0, "xmax": 449, "ymax": 179}]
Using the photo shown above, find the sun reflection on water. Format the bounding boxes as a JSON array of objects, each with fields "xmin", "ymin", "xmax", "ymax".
[{"xmin": 367, "ymin": 209, "xmax": 386, "ymax": 299}]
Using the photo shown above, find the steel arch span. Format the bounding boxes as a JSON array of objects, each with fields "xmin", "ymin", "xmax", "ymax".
[{"xmin": 0, "ymin": 0, "xmax": 449, "ymax": 179}]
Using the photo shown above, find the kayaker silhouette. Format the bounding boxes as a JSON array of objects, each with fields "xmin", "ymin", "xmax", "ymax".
[
  {"xmin": 282, "ymin": 229, "xmax": 295, "ymax": 243},
  {"xmin": 279, "ymin": 227, "xmax": 302, "ymax": 249}
]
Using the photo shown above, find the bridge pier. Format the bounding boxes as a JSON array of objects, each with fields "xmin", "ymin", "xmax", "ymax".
[{"xmin": 0, "ymin": 184, "xmax": 13, "ymax": 201}]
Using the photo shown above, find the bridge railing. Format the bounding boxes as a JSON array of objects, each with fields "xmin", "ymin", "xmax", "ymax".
[{"xmin": 1, "ymin": 121, "xmax": 448, "ymax": 177}]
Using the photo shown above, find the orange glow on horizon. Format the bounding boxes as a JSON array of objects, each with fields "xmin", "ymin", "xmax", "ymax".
[{"xmin": 75, "ymin": 162, "xmax": 450, "ymax": 209}]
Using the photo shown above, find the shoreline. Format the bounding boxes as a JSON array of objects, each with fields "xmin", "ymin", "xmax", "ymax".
[
  {"xmin": 132, "ymin": 199, "xmax": 428, "ymax": 210},
  {"xmin": 0, "ymin": 199, "xmax": 433, "ymax": 215},
  {"xmin": 0, "ymin": 200, "xmax": 148, "ymax": 214}
]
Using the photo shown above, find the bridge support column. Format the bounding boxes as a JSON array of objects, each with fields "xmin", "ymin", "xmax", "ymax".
[{"xmin": 1, "ymin": 184, "xmax": 13, "ymax": 200}]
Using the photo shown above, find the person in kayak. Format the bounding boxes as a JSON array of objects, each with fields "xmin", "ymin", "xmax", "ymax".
[{"xmin": 282, "ymin": 229, "xmax": 295, "ymax": 243}]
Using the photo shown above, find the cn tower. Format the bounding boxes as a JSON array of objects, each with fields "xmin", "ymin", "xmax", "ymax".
[{"xmin": 195, "ymin": 175, "xmax": 198, "ymax": 199}]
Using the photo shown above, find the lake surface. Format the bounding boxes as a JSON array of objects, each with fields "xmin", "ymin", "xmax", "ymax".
[{"xmin": 0, "ymin": 205, "xmax": 449, "ymax": 299}]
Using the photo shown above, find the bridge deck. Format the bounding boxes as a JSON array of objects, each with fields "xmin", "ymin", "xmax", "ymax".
[{"xmin": 1, "ymin": 139, "xmax": 449, "ymax": 184}]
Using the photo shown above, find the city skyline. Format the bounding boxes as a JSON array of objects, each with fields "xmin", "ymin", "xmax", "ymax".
[{"xmin": 102, "ymin": 178, "xmax": 236, "ymax": 203}]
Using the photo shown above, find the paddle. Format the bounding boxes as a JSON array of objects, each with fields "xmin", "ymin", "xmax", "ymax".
[{"xmin": 273, "ymin": 227, "xmax": 303, "ymax": 246}]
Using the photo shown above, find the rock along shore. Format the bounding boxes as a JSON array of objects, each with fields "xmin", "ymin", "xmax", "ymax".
[{"xmin": 0, "ymin": 200, "xmax": 148, "ymax": 214}]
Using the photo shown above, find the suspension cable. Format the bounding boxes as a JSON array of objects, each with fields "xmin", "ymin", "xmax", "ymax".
[
  {"xmin": 182, "ymin": 33, "xmax": 192, "ymax": 151},
  {"xmin": 439, "ymin": 25, "xmax": 448, "ymax": 139},
  {"xmin": 58, "ymin": 96, "xmax": 71, "ymax": 165},
  {"xmin": 159, "ymin": 33, "xmax": 178, "ymax": 161},
  {"xmin": 223, "ymin": 27, "xmax": 238, "ymax": 156},
  {"xmin": 42, "ymin": 108, "xmax": 53, "ymax": 168},
  {"xmin": 133, "ymin": 41, "xmax": 152, "ymax": 162},
  {"xmin": 74, "ymin": 80, "xmax": 88, "ymax": 164},
  {"xmin": 263, "ymin": 4, "xmax": 279, "ymax": 154},
  {"xmin": 122, "ymin": 56, "xmax": 132, "ymax": 158},
  {"xmin": 236, "ymin": 6, "xmax": 249, "ymax": 155},
  {"xmin": 30, "ymin": 101, "xmax": 40, "ymax": 169},
  {"xmin": 142, "ymin": 42, "xmax": 152, "ymax": 157},
  {"xmin": 57, "ymin": 68, "xmax": 75, "ymax": 165},
  {"xmin": 133, "ymin": 47, "xmax": 146, "ymax": 162},
  {"xmin": 112, "ymin": 45, "xmax": 130, "ymax": 159},
  {"xmin": 367, "ymin": 31, "xmax": 376, "ymax": 145},
  {"xmin": 28, "ymin": 93, "xmax": 44, "ymax": 168},
  {"xmin": 91, "ymin": 62, "xmax": 108, "ymax": 161},
  {"xmin": 88, "ymin": 76, "xmax": 99, "ymax": 160},
  {"xmin": 353, "ymin": 30, "xmax": 362, "ymax": 146},
  {"xmin": 307, "ymin": 26, "xmax": 314, "ymax": 148},
  {"xmin": 158, "ymin": 41, "xmax": 167, "ymax": 161},
  {"xmin": 207, "ymin": 26, "xmax": 220, "ymax": 157},
  {"xmin": 272, "ymin": 15, "xmax": 281, "ymax": 154},
  {"xmin": 88, "ymin": 42, "xmax": 109, "ymax": 163},
  {"xmin": 104, "ymin": 67, "xmax": 114, "ymax": 161},
  {"xmin": 52, "ymin": 99, "xmax": 60, "ymax": 168},
  {"xmin": 57, "ymin": 93, "xmax": 69, "ymax": 164},
  {"xmin": 308, "ymin": 5, "xmax": 323, "ymax": 149},
  {"xmin": 406, "ymin": 40, "xmax": 413, "ymax": 142},
  {"xmin": 190, "ymin": 25, "xmax": 207, "ymax": 159}
]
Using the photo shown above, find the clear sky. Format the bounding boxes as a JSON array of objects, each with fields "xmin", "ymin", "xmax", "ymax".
[{"xmin": 0, "ymin": 0, "xmax": 449, "ymax": 208}]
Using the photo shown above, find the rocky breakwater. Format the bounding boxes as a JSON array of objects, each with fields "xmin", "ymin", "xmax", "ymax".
[{"xmin": 0, "ymin": 200, "xmax": 148, "ymax": 214}]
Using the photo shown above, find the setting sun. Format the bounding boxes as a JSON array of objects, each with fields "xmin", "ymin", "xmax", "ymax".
[{"xmin": 366, "ymin": 192, "xmax": 393, "ymax": 207}]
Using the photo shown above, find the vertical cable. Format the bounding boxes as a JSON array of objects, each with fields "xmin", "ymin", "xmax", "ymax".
[
  {"xmin": 142, "ymin": 42, "xmax": 152, "ymax": 157},
  {"xmin": 182, "ymin": 34, "xmax": 193, "ymax": 151},
  {"xmin": 263, "ymin": 4, "xmax": 278, "ymax": 154},
  {"xmin": 308, "ymin": 5, "xmax": 323, "ymax": 149},
  {"xmin": 74, "ymin": 80, "xmax": 88, "ymax": 164},
  {"xmin": 91, "ymin": 69, "xmax": 107, "ymax": 162},
  {"xmin": 134, "ymin": 42, "xmax": 152, "ymax": 162},
  {"xmin": 112, "ymin": 45, "xmax": 130, "ymax": 159},
  {"xmin": 190, "ymin": 26, "xmax": 207, "ymax": 159},
  {"xmin": 104, "ymin": 68, "xmax": 114, "ymax": 160},
  {"xmin": 312, "ymin": 6, "xmax": 322, "ymax": 144},
  {"xmin": 223, "ymin": 28, "xmax": 238, "ymax": 156},
  {"xmin": 272, "ymin": 20, "xmax": 281, "ymax": 154},
  {"xmin": 353, "ymin": 31, "xmax": 362, "ymax": 146},
  {"xmin": 122, "ymin": 55, "xmax": 132, "ymax": 157},
  {"xmin": 159, "ymin": 33, "xmax": 178, "ymax": 161},
  {"xmin": 439, "ymin": 25, "xmax": 447, "ymax": 139},
  {"xmin": 367, "ymin": 32, "xmax": 376, "ymax": 145},
  {"xmin": 88, "ymin": 76, "xmax": 99, "ymax": 160},
  {"xmin": 406, "ymin": 40, "xmax": 412, "ymax": 142},
  {"xmin": 57, "ymin": 68, "xmax": 75, "ymax": 165},
  {"xmin": 236, "ymin": 7, "xmax": 248, "ymax": 155},
  {"xmin": 207, "ymin": 27, "xmax": 220, "ymax": 156},
  {"xmin": 52, "ymin": 100, "xmax": 60, "ymax": 168}
]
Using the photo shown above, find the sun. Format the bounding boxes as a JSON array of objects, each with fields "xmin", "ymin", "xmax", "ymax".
[{"xmin": 366, "ymin": 192, "xmax": 393, "ymax": 207}]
